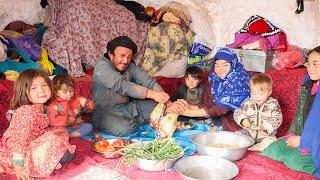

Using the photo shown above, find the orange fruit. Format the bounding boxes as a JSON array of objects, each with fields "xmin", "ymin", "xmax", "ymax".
[{"xmin": 99, "ymin": 140, "xmax": 110, "ymax": 147}]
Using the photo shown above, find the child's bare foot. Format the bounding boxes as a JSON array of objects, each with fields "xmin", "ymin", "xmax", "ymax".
[
  {"xmin": 69, "ymin": 145, "xmax": 76, "ymax": 154},
  {"xmin": 210, "ymin": 126, "xmax": 218, "ymax": 132},
  {"xmin": 55, "ymin": 163, "xmax": 62, "ymax": 170}
]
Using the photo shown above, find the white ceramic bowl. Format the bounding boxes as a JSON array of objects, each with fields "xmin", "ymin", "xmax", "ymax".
[
  {"xmin": 191, "ymin": 131, "xmax": 254, "ymax": 161},
  {"xmin": 175, "ymin": 155, "xmax": 239, "ymax": 180},
  {"xmin": 135, "ymin": 151, "xmax": 184, "ymax": 171}
]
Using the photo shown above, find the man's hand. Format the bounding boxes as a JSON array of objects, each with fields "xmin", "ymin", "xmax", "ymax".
[
  {"xmin": 241, "ymin": 119, "xmax": 252, "ymax": 128},
  {"xmin": 189, "ymin": 105, "xmax": 200, "ymax": 110},
  {"xmin": 146, "ymin": 89, "xmax": 170, "ymax": 103},
  {"xmin": 166, "ymin": 99, "xmax": 190, "ymax": 115},
  {"xmin": 286, "ymin": 135, "xmax": 301, "ymax": 148}
]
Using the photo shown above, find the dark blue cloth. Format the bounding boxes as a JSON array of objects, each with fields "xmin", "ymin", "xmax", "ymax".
[
  {"xmin": 299, "ymin": 84, "xmax": 320, "ymax": 178},
  {"xmin": 208, "ymin": 48, "xmax": 250, "ymax": 111}
]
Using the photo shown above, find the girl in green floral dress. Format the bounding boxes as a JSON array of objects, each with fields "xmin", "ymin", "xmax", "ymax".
[{"xmin": 261, "ymin": 46, "xmax": 320, "ymax": 177}]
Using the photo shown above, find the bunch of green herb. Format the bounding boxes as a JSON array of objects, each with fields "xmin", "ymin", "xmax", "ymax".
[{"xmin": 121, "ymin": 138, "xmax": 183, "ymax": 166}]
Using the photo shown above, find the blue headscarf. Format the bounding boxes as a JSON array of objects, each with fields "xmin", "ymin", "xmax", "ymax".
[
  {"xmin": 208, "ymin": 48, "xmax": 250, "ymax": 111},
  {"xmin": 299, "ymin": 83, "xmax": 320, "ymax": 177}
]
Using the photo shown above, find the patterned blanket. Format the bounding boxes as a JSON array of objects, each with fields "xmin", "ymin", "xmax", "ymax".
[{"xmin": 42, "ymin": 0, "xmax": 149, "ymax": 77}]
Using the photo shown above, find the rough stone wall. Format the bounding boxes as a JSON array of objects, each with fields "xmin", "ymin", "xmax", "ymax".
[
  {"xmin": 0, "ymin": 0, "xmax": 45, "ymax": 30},
  {"xmin": 205, "ymin": 0, "xmax": 320, "ymax": 49},
  {"xmin": 1, "ymin": 0, "xmax": 319, "ymax": 50},
  {"xmin": 137, "ymin": 0, "xmax": 320, "ymax": 50}
]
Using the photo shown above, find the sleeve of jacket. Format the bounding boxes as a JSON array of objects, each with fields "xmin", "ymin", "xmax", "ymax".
[
  {"xmin": 199, "ymin": 81, "xmax": 229, "ymax": 117},
  {"xmin": 233, "ymin": 100, "xmax": 250, "ymax": 127},
  {"xmin": 263, "ymin": 99, "xmax": 283, "ymax": 135},
  {"xmin": 130, "ymin": 64, "xmax": 164, "ymax": 91},
  {"xmin": 93, "ymin": 60, "xmax": 153, "ymax": 99},
  {"xmin": 48, "ymin": 101, "xmax": 69, "ymax": 127},
  {"xmin": 7, "ymin": 106, "xmax": 34, "ymax": 155}
]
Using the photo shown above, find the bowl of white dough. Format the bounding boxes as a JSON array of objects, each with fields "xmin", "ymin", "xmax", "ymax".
[{"xmin": 191, "ymin": 131, "xmax": 254, "ymax": 161}]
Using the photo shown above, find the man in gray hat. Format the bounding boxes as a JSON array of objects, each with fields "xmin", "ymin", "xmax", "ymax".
[{"xmin": 92, "ymin": 36, "xmax": 170, "ymax": 136}]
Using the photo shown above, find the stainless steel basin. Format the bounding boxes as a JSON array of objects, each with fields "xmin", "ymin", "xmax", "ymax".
[
  {"xmin": 175, "ymin": 155, "xmax": 239, "ymax": 180},
  {"xmin": 191, "ymin": 131, "xmax": 254, "ymax": 161}
]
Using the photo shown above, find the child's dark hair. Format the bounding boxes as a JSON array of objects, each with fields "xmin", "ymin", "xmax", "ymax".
[
  {"xmin": 10, "ymin": 69, "xmax": 52, "ymax": 110},
  {"xmin": 185, "ymin": 66, "xmax": 203, "ymax": 80},
  {"xmin": 308, "ymin": 46, "xmax": 320, "ymax": 56},
  {"xmin": 52, "ymin": 73, "xmax": 75, "ymax": 97}
]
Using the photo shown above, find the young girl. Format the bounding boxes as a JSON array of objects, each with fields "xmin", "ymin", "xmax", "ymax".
[
  {"xmin": 48, "ymin": 73, "xmax": 95, "ymax": 138},
  {"xmin": 261, "ymin": 46, "xmax": 320, "ymax": 177},
  {"xmin": 0, "ymin": 69, "xmax": 75, "ymax": 179}
]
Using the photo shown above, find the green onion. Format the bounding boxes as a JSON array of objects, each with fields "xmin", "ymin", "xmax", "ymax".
[{"xmin": 121, "ymin": 138, "xmax": 183, "ymax": 166}]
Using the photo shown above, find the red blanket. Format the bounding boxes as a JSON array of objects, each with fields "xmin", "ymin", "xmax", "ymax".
[
  {"xmin": 1, "ymin": 138, "xmax": 315, "ymax": 179},
  {"xmin": 0, "ymin": 68, "xmax": 315, "ymax": 179}
]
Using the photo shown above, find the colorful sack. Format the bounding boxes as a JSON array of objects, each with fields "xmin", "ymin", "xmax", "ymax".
[{"xmin": 188, "ymin": 42, "xmax": 212, "ymax": 70}]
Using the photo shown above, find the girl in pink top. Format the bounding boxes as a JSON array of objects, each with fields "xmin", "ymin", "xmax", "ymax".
[
  {"xmin": 0, "ymin": 69, "xmax": 75, "ymax": 179},
  {"xmin": 48, "ymin": 73, "xmax": 95, "ymax": 138}
]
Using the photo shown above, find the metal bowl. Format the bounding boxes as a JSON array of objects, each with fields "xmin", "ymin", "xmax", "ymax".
[
  {"xmin": 175, "ymin": 155, "xmax": 239, "ymax": 180},
  {"xmin": 135, "ymin": 151, "xmax": 184, "ymax": 171},
  {"xmin": 191, "ymin": 131, "xmax": 254, "ymax": 161}
]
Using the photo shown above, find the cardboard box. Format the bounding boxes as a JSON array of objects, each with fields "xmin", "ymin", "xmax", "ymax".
[{"xmin": 233, "ymin": 49, "xmax": 274, "ymax": 72}]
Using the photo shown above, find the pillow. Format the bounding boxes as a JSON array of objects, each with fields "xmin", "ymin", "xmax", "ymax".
[{"xmin": 153, "ymin": 56, "xmax": 187, "ymax": 78}]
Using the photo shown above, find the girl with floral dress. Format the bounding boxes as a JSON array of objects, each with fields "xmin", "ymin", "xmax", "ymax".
[{"xmin": 0, "ymin": 69, "xmax": 75, "ymax": 179}]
